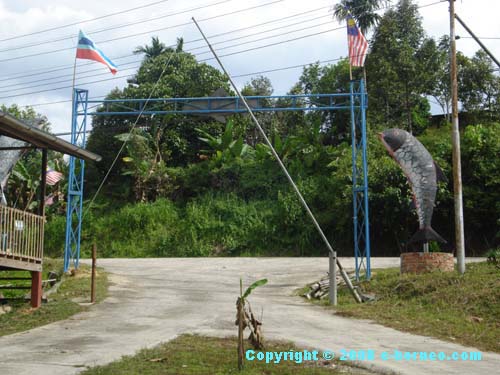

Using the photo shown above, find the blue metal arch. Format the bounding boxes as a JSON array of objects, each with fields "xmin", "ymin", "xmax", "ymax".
[{"xmin": 66, "ymin": 83, "xmax": 370, "ymax": 280}]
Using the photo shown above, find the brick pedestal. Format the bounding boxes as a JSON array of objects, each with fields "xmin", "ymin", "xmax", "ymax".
[{"xmin": 400, "ymin": 252, "xmax": 454, "ymax": 274}]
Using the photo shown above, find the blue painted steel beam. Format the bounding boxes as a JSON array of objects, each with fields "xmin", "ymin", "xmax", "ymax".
[
  {"xmin": 85, "ymin": 93, "xmax": 363, "ymax": 116},
  {"xmin": 66, "ymin": 87, "xmax": 370, "ymax": 280},
  {"xmin": 349, "ymin": 80, "xmax": 371, "ymax": 281},
  {"xmin": 64, "ymin": 89, "xmax": 88, "ymax": 272}
]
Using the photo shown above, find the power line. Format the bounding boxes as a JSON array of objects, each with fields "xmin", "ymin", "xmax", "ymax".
[
  {"xmin": 1, "ymin": 0, "xmax": 432, "ymax": 80},
  {"xmin": 0, "ymin": 0, "xmax": 236, "ymax": 54},
  {"xmin": 0, "ymin": 5, "xmax": 329, "ymax": 83},
  {"xmin": 8, "ymin": 26, "xmax": 345, "ymax": 102},
  {"xmin": 2, "ymin": 14, "xmax": 333, "ymax": 93},
  {"xmin": 24, "ymin": 57, "xmax": 346, "ymax": 109},
  {"xmin": 0, "ymin": 0, "xmax": 284, "ymax": 63},
  {"xmin": 5, "ymin": 0, "xmax": 443, "ymax": 102},
  {"xmin": 0, "ymin": 0, "xmax": 172, "ymax": 43}
]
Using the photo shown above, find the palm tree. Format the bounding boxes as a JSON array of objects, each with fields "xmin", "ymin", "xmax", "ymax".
[
  {"xmin": 333, "ymin": 0, "xmax": 389, "ymax": 34},
  {"xmin": 134, "ymin": 36, "xmax": 167, "ymax": 59},
  {"xmin": 134, "ymin": 36, "xmax": 185, "ymax": 59}
]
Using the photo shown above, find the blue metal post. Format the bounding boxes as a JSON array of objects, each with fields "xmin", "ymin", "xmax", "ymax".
[
  {"xmin": 349, "ymin": 81, "xmax": 359, "ymax": 279},
  {"xmin": 360, "ymin": 79, "xmax": 371, "ymax": 279},
  {"xmin": 350, "ymin": 80, "xmax": 371, "ymax": 281},
  {"xmin": 64, "ymin": 88, "xmax": 88, "ymax": 272}
]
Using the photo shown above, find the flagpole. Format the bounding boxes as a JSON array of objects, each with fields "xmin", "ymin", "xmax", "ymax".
[
  {"xmin": 71, "ymin": 51, "xmax": 77, "ymax": 106},
  {"xmin": 347, "ymin": 17, "xmax": 353, "ymax": 80}
]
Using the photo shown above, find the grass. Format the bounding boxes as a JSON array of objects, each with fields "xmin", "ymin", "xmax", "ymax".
[
  {"xmin": 81, "ymin": 334, "xmax": 372, "ymax": 375},
  {"xmin": 0, "ymin": 258, "xmax": 108, "ymax": 337},
  {"xmin": 299, "ymin": 262, "xmax": 500, "ymax": 353}
]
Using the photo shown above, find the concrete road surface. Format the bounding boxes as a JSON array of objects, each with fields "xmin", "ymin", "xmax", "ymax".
[{"xmin": 0, "ymin": 257, "xmax": 497, "ymax": 375}]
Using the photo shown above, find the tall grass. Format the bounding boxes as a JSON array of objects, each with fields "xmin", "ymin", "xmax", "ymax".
[{"xmin": 44, "ymin": 194, "xmax": 311, "ymax": 258}]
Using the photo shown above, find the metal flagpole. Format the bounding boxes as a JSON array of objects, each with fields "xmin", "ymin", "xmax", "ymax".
[{"xmin": 192, "ymin": 17, "xmax": 361, "ymax": 304}]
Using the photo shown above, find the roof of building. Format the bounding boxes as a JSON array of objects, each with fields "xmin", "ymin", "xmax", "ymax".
[{"xmin": 0, "ymin": 111, "xmax": 101, "ymax": 162}]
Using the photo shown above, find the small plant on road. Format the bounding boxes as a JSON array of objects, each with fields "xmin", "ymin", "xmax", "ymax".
[{"xmin": 236, "ymin": 277, "xmax": 267, "ymax": 370}]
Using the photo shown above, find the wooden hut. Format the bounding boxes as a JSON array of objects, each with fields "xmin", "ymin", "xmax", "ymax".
[{"xmin": 0, "ymin": 111, "xmax": 101, "ymax": 308}]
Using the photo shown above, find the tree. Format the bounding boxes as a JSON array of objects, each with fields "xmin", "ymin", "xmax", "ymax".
[
  {"xmin": 333, "ymin": 0, "xmax": 389, "ymax": 34},
  {"xmin": 428, "ymin": 36, "xmax": 452, "ymax": 121},
  {"xmin": 86, "ymin": 37, "xmax": 231, "ymax": 200},
  {"xmin": 134, "ymin": 36, "xmax": 166, "ymax": 59},
  {"xmin": 241, "ymin": 75, "xmax": 275, "ymax": 146},
  {"xmin": 458, "ymin": 50, "xmax": 500, "ymax": 116},
  {"xmin": 366, "ymin": 0, "xmax": 436, "ymax": 133},
  {"xmin": 294, "ymin": 59, "xmax": 354, "ymax": 143}
]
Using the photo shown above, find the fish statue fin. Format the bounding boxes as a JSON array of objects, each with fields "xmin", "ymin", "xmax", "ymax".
[
  {"xmin": 434, "ymin": 161, "xmax": 447, "ymax": 183},
  {"xmin": 409, "ymin": 226, "xmax": 447, "ymax": 244}
]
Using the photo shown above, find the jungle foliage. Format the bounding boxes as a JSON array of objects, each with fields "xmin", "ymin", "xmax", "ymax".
[{"xmin": 10, "ymin": 0, "xmax": 500, "ymax": 258}]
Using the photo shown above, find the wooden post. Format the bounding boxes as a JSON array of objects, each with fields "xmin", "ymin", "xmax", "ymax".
[
  {"xmin": 91, "ymin": 243, "xmax": 97, "ymax": 303},
  {"xmin": 30, "ymin": 271, "xmax": 42, "ymax": 308},
  {"xmin": 39, "ymin": 148, "xmax": 47, "ymax": 217},
  {"xmin": 30, "ymin": 148, "xmax": 47, "ymax": 309},
  {"xmin": 449, "ymin": 0, "xmax": 466, "ymax": 274}
]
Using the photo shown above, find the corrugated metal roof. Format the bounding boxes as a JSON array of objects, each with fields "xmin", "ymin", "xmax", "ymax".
[{"xmin": 0, "ymin": 111, "xmax": 101, "ymax": 162}]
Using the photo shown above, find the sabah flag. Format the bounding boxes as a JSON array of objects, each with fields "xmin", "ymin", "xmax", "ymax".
[{"xmin": 76, "ymin": 30, "xmax": 118, "ymax": 74}]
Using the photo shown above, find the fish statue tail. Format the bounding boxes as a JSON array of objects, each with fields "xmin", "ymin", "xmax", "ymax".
[{"xmin": 409, "ymin": 226, "xmax": 446, "ymax": 244}]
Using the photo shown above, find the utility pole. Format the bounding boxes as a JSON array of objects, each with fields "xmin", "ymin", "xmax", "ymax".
[{"xmin": 449, "ymin": 0, "xmax": 466, "ymax": 274}]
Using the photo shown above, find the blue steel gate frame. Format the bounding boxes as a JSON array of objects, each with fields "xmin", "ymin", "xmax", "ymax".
[
  {"xmin": 65, "ymin": 82, "xmax": 371, "ymax": 280},
  {"xmin": 64, "ymin": 88, "xmax": 88, "ymax": 272}
]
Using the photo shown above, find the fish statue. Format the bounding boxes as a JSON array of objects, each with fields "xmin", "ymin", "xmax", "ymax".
[{"xmin": 379, "ymin": 128, "xmax": 447, "ymax": 244}]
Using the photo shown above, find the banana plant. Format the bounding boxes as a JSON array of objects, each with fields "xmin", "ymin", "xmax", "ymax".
[
  {"xmin": 196, "ymin": 120, "xmax": 249, "ymax": 163},
  {"xmin": 236, "ymin": 278, "xmax": 267, "ymax": 370}
]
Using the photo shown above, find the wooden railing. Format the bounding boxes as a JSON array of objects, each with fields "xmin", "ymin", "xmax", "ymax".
[{"xmin": 0, "ymin": 205, "xmax": 44, "ymax": 263}]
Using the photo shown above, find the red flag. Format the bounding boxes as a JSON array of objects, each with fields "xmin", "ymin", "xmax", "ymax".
[{"xmin": 346, "ymin": 14, "xmax": 368, "ymax": 67}]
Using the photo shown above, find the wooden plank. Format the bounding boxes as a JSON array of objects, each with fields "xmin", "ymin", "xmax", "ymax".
[{"xmin": 0, "ymin": 257, "xmax": 42, "ymax": 272}]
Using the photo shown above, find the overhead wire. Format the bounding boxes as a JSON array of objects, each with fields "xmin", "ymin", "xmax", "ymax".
[
  {"xmin": 0, "ymin": 4, "xmax": 329, "ymax": 83},
  {"xmin": 0, "ymin": 0, "xmax": 235, "ymax": 54},
  {"xmin": 0, "ymin": 25, "xmax": 345, "ymax": 101},
  {"xmin": 0, "ymin": 0, "xmax": 285, "ymax": 63},
  {"xmin": 2, "ymin": 15, "xmax": 343, "ymax": 98},
  {"xmin": 0, "ymin": 15, "xmax": 331, "ymax": 92},
  {"xmin": 0, "ymin": 0, "xmax": 173, "ymax": 43},
  {"xmin": 0, "ymin": 0, "xmax": 440, "ymax": 83},
  {"xmin": 7, "ymin": 0, "xmax": 444, "ymax": 104}
]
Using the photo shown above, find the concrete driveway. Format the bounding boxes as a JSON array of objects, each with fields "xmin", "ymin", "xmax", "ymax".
[{"xmin": 0, "ymin": 257, "xmax": 497, "ymax": 374}]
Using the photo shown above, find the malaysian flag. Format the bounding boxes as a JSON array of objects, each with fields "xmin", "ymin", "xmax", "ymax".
[
  {"xmin": 346, "ymin": 14, "xmax": 368, "ymax": 67},
  {"xmin": 46, "ymin": 167, "xmax": 63, "ymax": 186}
]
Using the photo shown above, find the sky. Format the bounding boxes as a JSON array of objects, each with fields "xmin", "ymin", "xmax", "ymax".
[{"xmin": 0, "ymin": 0, "xmax": 498, "ymax": 135}]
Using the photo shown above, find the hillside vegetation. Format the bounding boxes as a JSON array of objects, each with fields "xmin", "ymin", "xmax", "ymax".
[{"xmin": 4, "ymin": 0, "xmax": 498, "ymax": 258}]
